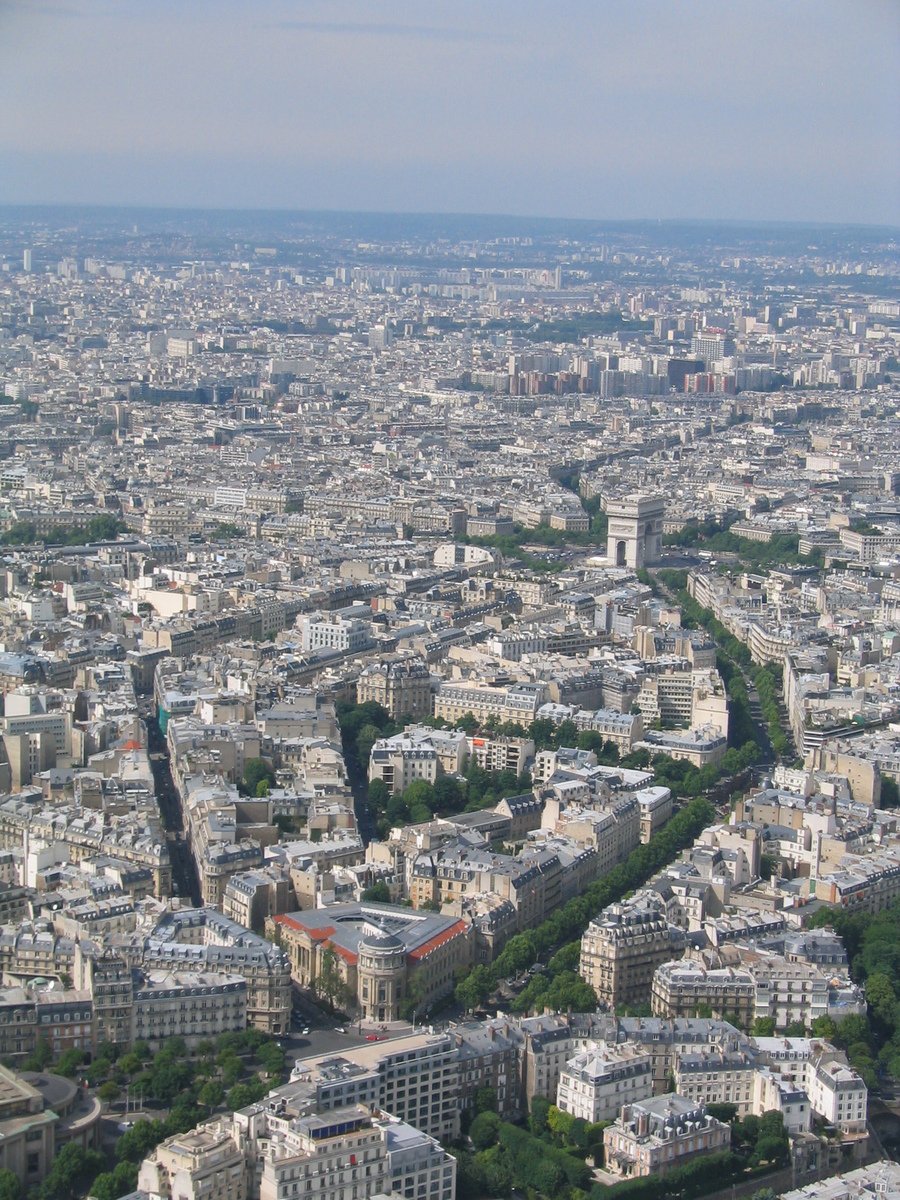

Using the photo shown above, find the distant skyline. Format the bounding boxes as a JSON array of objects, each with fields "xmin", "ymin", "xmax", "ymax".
[{"xmin": 1, "ymin": 0, "xmax": 898, "ymax": 226}]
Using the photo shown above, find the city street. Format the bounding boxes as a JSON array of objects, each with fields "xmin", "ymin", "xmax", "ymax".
[{"xmin": 146, "ymin": 709, "xmax": 201, "ymax": 906}]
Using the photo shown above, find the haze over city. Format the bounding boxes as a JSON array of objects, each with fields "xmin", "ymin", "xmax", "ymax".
[{"xmin": 1, "ymin": 0, "xmax": 898, "ymax": 223}]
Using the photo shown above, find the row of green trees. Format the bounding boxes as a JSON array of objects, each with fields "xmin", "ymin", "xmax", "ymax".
[
  {"xmin": 751, "ymin": 661, "xmax": 791, "ymax": 757},
  {"xmin": 718, "ymin": 658, "xmax": 762, "ymax": 748},
  {"xmin": 0, "ymin": 513, "xmax": 127, "ymax": 547},
  {"xmin": 649, "ymin": 742, "xmax": 759, "ymax": 798},
  {"xmin": 663, "ymin": 519, "xmax": 818, "ymax": 569},
  {"xmin": 672, "ymin": 579, "xmax": 793, "ymax": 758},
  {"xmin": 455, "ymin": 796, "xmax": 715, "ymax": 1012},
  {"xmin": 672, "ymin": 580, "xmax": 752, "ymax": 666},
  {"xmin": 808, "ymin": 898, "xmax": 900, "ymax": 1085}
]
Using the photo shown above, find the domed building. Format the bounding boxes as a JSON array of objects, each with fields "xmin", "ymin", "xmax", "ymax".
[
  {"xmin": 357, "ymin": 924, "xmax": 406, "ymax": 1023},
  {"xmin": 270, "ymin": 901, "xmax": 473, "ymax": 1023}
]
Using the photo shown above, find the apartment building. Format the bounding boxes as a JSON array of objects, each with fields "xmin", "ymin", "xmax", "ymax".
[
  {"xmin": 259, "ymin": 1106, "xmax": 390, "ymax": 1200},
  {"xmin": 674, "ymin": 1049, "xmax": 758, "ymax": 1115},
  {"xmin": 556, "ymin": 1041, "xmax": 653, "ymax": 1122},
  {"xmin": 0, "ymin": 988, "xmax": 38, "ymax": 1061},
  {"xmin": 356, "ymin": 658, "xmax": 433, "ymax": 721},
  {"xmin": 570, "ymin": 706, "xmax": 643, "ymax": 750},
  {"xmin": 466, "ymin": 733, "xmax": 534, "ymax": 775},
  {"xmin": 650, "ymin": 961, "xmax": 756, "ymax": 1026},
  {"xmin": 219, "ymin": 1096, "xmax": 458, "ymax": 1200},
  {"xmin": 410, "ymin": 841, "xmax": 564, "ymax": 935},
  {"xmin": 813, "ymin": 847, "xmax": 900, "ymax": 913},
  {"xmin": 146, "ymin": 908, "xmax": 292, "ymax": 1035},
  {"xmin": 377, "ymin": 1114, "xmax": 456, "ymax": 1200},
  {"xmin": 808, "ymin": 1053, "xmax": 868, "ymax": 1135},
  {"xmin": 580, "ymin": 893, "xmax": 687, "ymax": 1009},
  {"xmin": 432, "ymin": 681, "xmax": 547, "ymax": 726},
  {"xmin": 368, "ymin": 725, "xmax": 467, "ymax": 794},
  {"xmin": 750, "ymin": 956, "xmax": 830, "ymax": 1028},
  {"xmin": 0, "ymin": 791, "xmax": 172, "ymax": 897},
  {"xmin": 676, "ymin": 1037, "xmax": 868, "ymax": 1138},
  {"xmin": 540, "ymin": 794, "xmax": 641, "ymax": 877},
  {"xmin": 139, "ymin": 1121, "xmax": 247, "ymax": 1200},
  {"xmin": 132, "ymin": 970, "xmax": 247, "ymax": 1050},
  {"xmin": 285, "ymin": 1033, "xmax": 461, "ymax": 1142},
  {"xmin": 635, "ymin": 785, "xmax": 673, "ymax": 843},
  {"xmin": 222, "ymin": 868, "xmax": 294, "ymax": 933},
  {"xmin": 31, "ymin": 988, "xmax": 94, "ymax": 1059},
  {"xmin": 299, "ymin": 613, "xmax": 373, "ymax": 655}
]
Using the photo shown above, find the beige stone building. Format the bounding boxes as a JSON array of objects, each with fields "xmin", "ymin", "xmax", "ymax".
[
  {"xmin": 580, "ymin": 893, "xmax": 686, "ymax": 1009},
  {"xmin": 556, "ymin": 1041, "xmax": 653, "ymax": 1123},
  {"xmin": 270, "ymin": 902, "xmax": 472, "ymax": 1023},
  {"xmin": 432, "ymin": 681, "xmax": 547, "ymax": 727},
  {"xmin": 650, "ymin": 960, "xmax": 756, "ymax": 1026},
  {"xmin": 0, "ymin": 1067, "xmax": 57, "ymax": 1189},
  {"xmin": 356, "ymin": 658, "xmax": 433, "ymax": 721},
  {"xmin": 139, "ymin": 1121, "xmax": 247, "ymax": 1200},
  {"xmin": 132, "ymin": 970, "xmax": 247, "ymax": 1050},
  {"xmin": 259, "ymin": 1107, "xmax": 389, "ymax": 1200}
]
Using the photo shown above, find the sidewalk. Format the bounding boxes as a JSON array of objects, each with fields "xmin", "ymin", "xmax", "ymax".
[{"xmin": 354, "ymin": 1017, "xmax": 415, "ymax": 1038}]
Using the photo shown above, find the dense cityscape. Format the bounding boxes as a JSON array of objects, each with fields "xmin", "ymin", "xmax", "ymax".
[{"xmin": 0, "ymin": 206, "xmax": 896, "ymax": 1200}]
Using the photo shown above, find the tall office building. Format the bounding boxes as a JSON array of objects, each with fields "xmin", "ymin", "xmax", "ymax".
[{"xmin": 690, "ymin": 329, "xmax": 732, "ymax": 364}]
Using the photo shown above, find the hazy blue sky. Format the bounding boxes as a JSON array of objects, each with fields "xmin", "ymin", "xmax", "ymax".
[{"xmin": 1, "ymin": 0, "xmax": 898, "ymax": 224}]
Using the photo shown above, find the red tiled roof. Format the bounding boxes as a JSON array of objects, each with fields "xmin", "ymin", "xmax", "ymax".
[
  {"xmin": 273, "ymin": 914, "xmax": 336, "ymax": 941},
  {"xmin": 326, "ymin": 940, "xmax": 358, "ymax": 965},
  {"xmin": 408, "ymin": 919, "xmax": 468, "ymax": 962}
]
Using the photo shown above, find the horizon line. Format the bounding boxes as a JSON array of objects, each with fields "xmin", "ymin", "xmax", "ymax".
[{"xmin": 0, "ymin": 202, "xmax": 897, "ymax": 235}]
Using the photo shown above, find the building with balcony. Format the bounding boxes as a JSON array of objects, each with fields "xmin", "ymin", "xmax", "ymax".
[{"xmin": 580, "ymin": 892, "xmax": 686, "ymax": 1009}]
